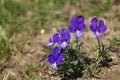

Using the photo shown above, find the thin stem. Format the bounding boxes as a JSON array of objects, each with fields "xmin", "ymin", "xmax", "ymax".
[
  {"xmin": 97, "ymin": 38, "xmax": 101, "ymax": 55},
  {"xmin": 76, "ymin": 37, "xmax": 78, "ymax": 47},
  {"xmin": 96, "ymin": 38, "xmax": 102, "ymax": 62}
]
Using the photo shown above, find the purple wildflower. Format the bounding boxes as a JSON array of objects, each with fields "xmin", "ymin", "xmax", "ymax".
[
  {"xmin": 48, "ymin": 47, "xmax": 64, "ymax": 70},
  {"xmin": 48, "ymin": 28, "xmax": 70, "ymax": 49},
  {"xmin": 47, "ymin": 33, "xmax": 61, "ymax": 47},
  {"xmin": 90, "ymin": 17, "xmax": 107, "ymax": 38},
  {"xmin": 59, "ymin": 28, "xmax": 70, "ymax": 49},
  {"xmin": 69, "ymin": 16, "xmax": 86, "ymax": 38}
]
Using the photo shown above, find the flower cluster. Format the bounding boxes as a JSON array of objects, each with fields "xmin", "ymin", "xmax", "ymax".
[
  {"xmin": 47, "ymin": 28, "xmax": 70, "ymax": 49},
  {"xmin": 46, "ymin": 16, "xmax": 107, "ymax": 70},
  {"xmin": 47, "ymin": 28, "xmax": 70, "ymax": 69}
]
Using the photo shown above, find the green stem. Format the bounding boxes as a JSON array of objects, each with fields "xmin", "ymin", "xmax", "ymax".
[
  {"xmin": 97, "ymin": 38, "xmax": 101, "ymax": 55},
  {"xmin": 96, "ymin": 38, "xmax": 102, "ymax": 62},
  {"xmin": 76, "ymin": 37, "xmax": 78, "ymax": 47}
]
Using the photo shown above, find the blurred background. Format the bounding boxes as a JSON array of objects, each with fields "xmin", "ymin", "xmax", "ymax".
[
  {"xmin": 0, "ymin": 0, "xmax": 116, "ymax": 33},
  {"xmin": 0, "ymin": 0, "xmax": 120, "ymax": 79}
]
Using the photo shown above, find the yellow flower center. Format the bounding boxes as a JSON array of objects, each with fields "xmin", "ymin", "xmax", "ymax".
[
  {"xmin": 51, "ymin": 63, "xmax": 57, "ymax": 70},
  {"xmin": 53, "ymin": 63, "xmax": 57, "ymax": 67},
  {"xmin": 96, "ymin": 31, "xmax": 99, "ymax": 35},
  {"xmin": 63, "ymin": 41, "xmax": 67, "ymax": 45}
]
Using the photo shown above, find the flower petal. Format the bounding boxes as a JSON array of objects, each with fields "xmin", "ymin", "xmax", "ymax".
[
  {"xmin": 60, "ymin": 28, "xmax": 69, "ymax": 36},
  {"xmin": 78, "ymin": 23, "xmax": 86, "ymax": 32},
  {"xmin": 76, "ymin": 16, "xmax": 85, "ymax": 23},
  {"xmin": 73, "ymin": 32, "xmax": 83, "ymax": 38},
  {"xmin": 48, "ymin": 53, "xmax": 55, "ymax": 64},
  {"xmin": 56, "ymin": 53, "xmax": 64, "ymax": 65},
  {"xmin": 60, "ymin": 28, "xmax": 70, "ymax": 42},
  {"xmin": 60, "ymin": 28, "xmax": 66, "ymax": 35},
  {"xmin": 60, "ymin": 42, "xmax": 68, "ymax": 49},
  {"xmin": 53, "ymin": 33, "xmax": 62, "ymax": 43},
  {"xmin": 69, "ymin": 18, "xmax": 76, "ymax": 33},
  {"xmin": 51, "ymin": 63, "xmax": 57, "ymax": 70},
  {"xmin": 69, "ymin": 25, "xmax": 76, "ymax": 33},
  {"xmin": 98, "ymin": 26, "xmax": 107, "ymax": 33},
  {"xmin": 53, "ymin": 47, "xmax": 60, "ymax": 55},
  {"xmin": 47, "ymin": 42, "xmax": 54, "ymax": 48},
  {"xmin": 99, "ymin": 19, "xmax": 104, "ymax": 27},
  {"xmin": 49, "ymin": 38, "xmax": 53, "ymax": 43},
  {"xmin": 70, "ymin": 17, "xmax": 76, "ymax": 25},
  {"xmin": 91, "ymin": 17, "xmax": 98, "ymax": 24},
  {"xmin": 47, "ymin": 38, "xmax": 54, "ymax": 47},
  {"xmin": 95, "ymin": 32, "xmax": 103, "ymax": 38},
  {"xmin": 47, "ymin": 38, "xmax": 54, "ymax": 48},
  {"xmin": 90, "ymin": 23, "xmax": 97, "ymax": 32}
]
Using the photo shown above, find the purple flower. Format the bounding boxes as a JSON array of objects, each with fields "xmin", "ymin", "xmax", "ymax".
[
  {"xmin": 48, "ymin": 47, "xmax": 64, "ymax": 70},
  {"xmin": 59, "ymin": 28, "xmax": 70, "ymax": 49},
  {"xmin": 69, "ymin": 16, "xmax": 86, "ymax": 38},
  {"xmin": 48, "ymin": 28, "xmax": 70, "ymax": 49},
  {"xmin": 47, "ymin": 33, "xmax": 61, "ymax": 47},
  {"xmin": 90, "ymin": 17, "xmax": 107, "ymax": 38},
  {"xmin": 47, "ymin": 28, "xmax": 70, "ymax": 49}
]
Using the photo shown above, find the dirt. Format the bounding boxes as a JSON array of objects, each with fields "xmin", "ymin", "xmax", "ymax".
[{"xmin": 0, "ymin": 32, "xmax": 54, "ymax": 79}]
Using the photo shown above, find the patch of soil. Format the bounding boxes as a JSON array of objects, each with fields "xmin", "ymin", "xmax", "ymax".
[{"xmin": 0, "ymin": 31, "xmax": 57, "ymax": 79}]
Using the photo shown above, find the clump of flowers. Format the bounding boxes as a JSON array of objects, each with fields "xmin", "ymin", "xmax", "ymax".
[
  {"xmin": 47, "ymin": 28, "xmax": 70, "ymax": 49},
  {"xmin": 90, "ymin": 17, "xmax": 112, "ymax": 67},
  {"xmin": 41, "ymin": 16, "xmax": 113, "ymax": 79}
]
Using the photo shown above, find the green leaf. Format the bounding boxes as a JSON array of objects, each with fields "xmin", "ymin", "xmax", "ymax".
[{"xmin": 71, "ymin": 60, "xmax": 78, "ymax": 65}]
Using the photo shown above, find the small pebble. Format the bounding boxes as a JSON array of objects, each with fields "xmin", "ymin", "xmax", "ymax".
[{"xmin": 40, "ymin": 29, "xmax": 45, "ymax": 34}]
